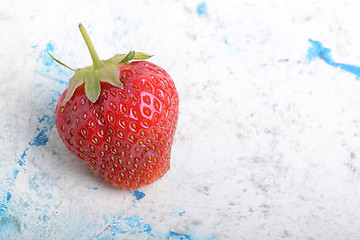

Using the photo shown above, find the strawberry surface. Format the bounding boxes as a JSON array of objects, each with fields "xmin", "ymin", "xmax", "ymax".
[{"xmin": 55, "ymin": 60, "xmax": 178, "ymax": 189}]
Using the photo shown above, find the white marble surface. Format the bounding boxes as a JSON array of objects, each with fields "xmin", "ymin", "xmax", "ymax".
[{"xmin": 1, "ymin": 0, "xmax": 360, "ymax": 239}]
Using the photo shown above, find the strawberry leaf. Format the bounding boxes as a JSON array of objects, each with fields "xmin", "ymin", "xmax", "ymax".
[
  {"xmin": 84, "ymin": 69, "xmax": 101, "ymax": 103},
  {"xmin": 105, "ymin": 54, "xmax": 128, "ymax": 64},
  {"xmin": 98, "ymin": 63, "xmax": 123, "ymax": 89},
  {"xmin": 105, "ymin": 52, "xmax": 153, "ymax": 64},
  {"xmin": 120, "ymin": 51, "xmax": 135, "ymax": 63},
  {"xmin": 47, "ymin": 52, "xmax": 76, "ymax": 71},
  {"xmin": 62, "ymin": 63, "xmax": 123, "ymax": 104},
  {"xmin": 133, "ymin": 52, "xmax": 154, "ymax": 60},
  {"xmin": 62, "ymin": 68, "xmax": 88, "ymax": 104}
]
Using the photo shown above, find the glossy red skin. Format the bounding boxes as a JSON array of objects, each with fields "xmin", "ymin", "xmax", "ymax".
[{"xmin": 55, "ymin": 61, "xmax": 179, "ymax": 189}]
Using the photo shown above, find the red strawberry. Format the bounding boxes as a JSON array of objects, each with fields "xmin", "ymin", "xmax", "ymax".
[{"xmin": 52, "ymin": 24, "xmax": 179, "ymax": 190}]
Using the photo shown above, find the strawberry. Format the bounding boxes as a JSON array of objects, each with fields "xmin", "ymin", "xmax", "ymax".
[{"xmin": 52, "ymin": 24, "xmax": 179, "ymax": 190}]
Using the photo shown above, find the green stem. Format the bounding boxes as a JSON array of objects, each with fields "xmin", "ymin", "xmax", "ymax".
[{"xmin": 78, "ymin": 23, "xmax": 104, "ymax": 69}]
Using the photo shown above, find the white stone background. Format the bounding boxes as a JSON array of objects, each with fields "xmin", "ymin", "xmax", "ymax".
[{"xmin": 1, "ymin": 0, "xmax": 360, "ymax": 239}]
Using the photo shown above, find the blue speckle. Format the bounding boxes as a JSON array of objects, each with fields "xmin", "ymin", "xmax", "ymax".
[
  {"xmin": 40, "ymin": 42, "xmax": 55, "ymax": 66},
  {"xmin": 133, "ymin": 190, "xmax": 145, "ymax": 200},
  {"xmin": 20, "ymin": 149, "xmax": 28, "ymax": 159},
  {"xmin": 307, "ymin": 39, "xmax": 360, "ymax": 79},
  {"xmin": 197, "ymin": 2, "xmax": 207, "ymax": 16},
  {"xmin": 87, "ymin": 187, "xmax": 98, "ymax": 190},
  {"xmin": 45, "ymin": 42, "xmax": 54, "ymax": 51},
  {"xmin": 38, "ymin": 113, "xmax": 56, "ymax": 129},
  {"xmin": 5, "ymin": 193, "xmax": 11, "ymax": 202},
  {"xmin": 222, "ymin": 37, "xmax": 228, "ymax": 45},
  {"xmin": 18, "ymin": 148, "xmax": 28, "ymax": 166},
  {"xmin": 38, "ymin": 115, "xmax": 46, "ymax": 123},
  {"xmin": 29, "ymin": 128, "xmax": 49, "ymax": 146},
  {"xmin": 168, "ymin": 231, "xmax": 192, "ymax": 240},
  {"xmin": 13, "ymin": 170, "xmax": 19, "ymax": 179},
  {"xmin": 29, "ymin": 112, "xmax": 57, "ymax": 147},
  {"xmin": 272, "ymin": 104, "xmax": 278, "ymax": 113},
  {"xmin": 0, "ymin": 193, "xmax": 12, "ymax": 217},
  {"xmin": 178, "ymin": 211, "xmax": 186, "ymax": 216}
]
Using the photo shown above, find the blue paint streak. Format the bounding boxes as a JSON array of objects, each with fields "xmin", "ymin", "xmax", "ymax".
[
  {"xmin": 87, "ymin": 187, "xmax": 98, "ymax": 190},
  {"xmin": 20, "ymin": 149, "xmax": 27, "ymax": 159},
  {"xmin": 307, "ymin": 39, "xmax": 360, "ymax": 79},
  {"xmin": 5, "ymin": 193, "xmax": 11, "ymax": 202},
  {"xmin": 133, "ymin": 190, "xmax": 145, "ymax": 200},
  {"xmin": 29, "ymin": 128, "xmax": 49, "ymax": 146},
  {"xmin": 110, "ymin": 216, "xmax": 152, "ymax": 235},
  {"xmin": 46, "ymin": 42, "xmax": 54, "ymax": 51},
  {"xmin": 18, "ymin": 148, "xmax": 28, "ymax": 166},
  {"xmin": 98, "ymin": 213, "xmax": 216, "ymax": 239},
  {"xmin": 168, "ymin": 231, "xmax": 192, "ymax": 240},
  {"xmin": 197, "ymin": 2, "xmax": 207, "ymax": 15},
  {"xmin": 0, "ymin": 193, "xmax": 12, "ymax": 217},
  {"xmin": 13, "ymin": 170, "xmax": 19, "ymax": 179},
  {"xmin": 178, "ymin": 211, "xmax": 186, "ymax": 216},
  {"xmin": 30, "ymin": 110, "xmax": 58, "ymax": 147},
  {"xmin": 35, "ymin": 42, "xmax": 72, "ymax": 85},
  {"xmin": 40, "ymin": 43, "xmax": 55, "ymax": 66},
  {"xmin": 34, "ymin": 70, "xmax": 68, "ymax": 86}
]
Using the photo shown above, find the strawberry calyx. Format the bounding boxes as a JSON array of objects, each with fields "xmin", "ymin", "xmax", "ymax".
[{"xmin": 49, "ymin": 23, "xmax": 152, "ymax": 105}]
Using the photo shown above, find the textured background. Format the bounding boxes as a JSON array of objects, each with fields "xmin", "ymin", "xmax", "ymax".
[{"xmin": 1, "ymin": 0, "xmax": 360, "ymax": 239}]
